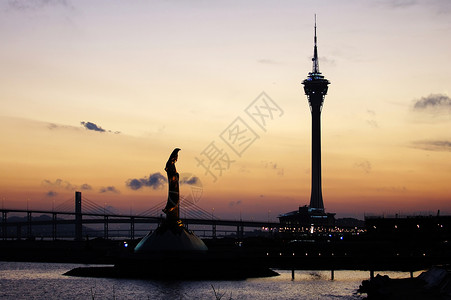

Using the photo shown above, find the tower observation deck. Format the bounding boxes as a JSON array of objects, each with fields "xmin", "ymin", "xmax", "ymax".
[{"xmin": 302, "ymin": 16, "xmax": 330, "ymax": 213}]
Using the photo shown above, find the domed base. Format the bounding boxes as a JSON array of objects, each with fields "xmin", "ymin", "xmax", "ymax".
[{"xmin": 134, "ymin": 224, "xmax": 208, "ymax": 253}]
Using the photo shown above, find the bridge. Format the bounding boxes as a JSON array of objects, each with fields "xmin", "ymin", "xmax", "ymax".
[{"xmin": 0, "ymin": 192, "xmax": 279, "ymax": 241}]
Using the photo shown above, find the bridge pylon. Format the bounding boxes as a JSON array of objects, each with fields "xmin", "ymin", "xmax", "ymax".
[{"xmin": 75, "ymin": 191, "xmax": 82, "ymax": 241}]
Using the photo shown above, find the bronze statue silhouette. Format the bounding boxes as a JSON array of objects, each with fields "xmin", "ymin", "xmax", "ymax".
[
  {"xmin": 133, "ymin": 147, "xmax": 208, "ymax": 252},
  {"xmin": 163, "ymin": 148, "xmax": 182, "ymax": 226}
]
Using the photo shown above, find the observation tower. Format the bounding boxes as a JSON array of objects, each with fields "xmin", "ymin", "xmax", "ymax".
[
  {"xmin": 302, "ymin": 16, "xmax": 330, "ymax": 213},
  {"xmin": 278, "ymin": 16, "xmax": 335, "ymax": 231}
]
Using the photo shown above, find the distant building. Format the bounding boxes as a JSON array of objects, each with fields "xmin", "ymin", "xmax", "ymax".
[
  {"xmin": 365, "ymin": 214, "xmax": 451, "ymax": 241},
  {"xmin": 278, "ymin": 206, "xmax": 335, "ymax": 232}
]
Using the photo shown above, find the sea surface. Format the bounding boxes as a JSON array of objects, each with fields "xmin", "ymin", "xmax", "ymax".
[{"xmin": 0, "ymin": 261, "xmax": 420, "ymax": 299}]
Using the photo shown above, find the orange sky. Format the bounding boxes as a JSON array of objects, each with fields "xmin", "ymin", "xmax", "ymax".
[{"xmin": 0, "ymin": 1, "xmax": 450, "ymax": 220}]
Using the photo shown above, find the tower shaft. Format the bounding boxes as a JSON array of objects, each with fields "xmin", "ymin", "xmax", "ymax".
[{"xmin": 309, "ymin": 95, "xmax": 324, "ymax": 211}]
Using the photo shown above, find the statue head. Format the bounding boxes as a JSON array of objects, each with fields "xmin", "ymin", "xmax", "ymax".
[
  {"xmin": 168, "ymin": 148, "xmax": 181, "ymax": 163},
  {"xmin": 165, "ymin": 148, "xmax": 181, "ymax": 172}
]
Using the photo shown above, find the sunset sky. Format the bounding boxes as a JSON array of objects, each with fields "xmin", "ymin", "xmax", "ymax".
[{"xmin": 0, "ymin": 0, "xmax": 450, "ymax": 220}]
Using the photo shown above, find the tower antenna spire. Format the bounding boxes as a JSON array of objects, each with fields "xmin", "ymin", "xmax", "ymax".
[{"xmin": 313, "ymin": 14, "xmax": 319, "ymax": 73}]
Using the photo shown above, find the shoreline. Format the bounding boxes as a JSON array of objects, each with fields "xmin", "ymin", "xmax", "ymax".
[
  {"xmin": 0, "ymin": 238, "xmax": 448, "ymax": 273},
  {"xmin": 358, "ymin": 267, "xmax": 451, "ymax": 299}
]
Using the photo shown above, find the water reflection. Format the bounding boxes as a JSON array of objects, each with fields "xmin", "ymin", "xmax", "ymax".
[{"xmin": 0, "ymin": 262, "xmax": 422, "ymax": 300}]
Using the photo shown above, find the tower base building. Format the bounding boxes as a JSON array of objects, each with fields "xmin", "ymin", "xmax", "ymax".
[{"xmin": 278, "ymin": 206, "xmax": 335, "ymax": 232}]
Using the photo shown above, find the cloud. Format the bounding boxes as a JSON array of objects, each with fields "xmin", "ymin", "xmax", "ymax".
[
  {"xmin": 379, "ymin": 0, "xmax": 451, "ymax": 14},
  {"xmin": 126, "ymin": 179, "xmax": 144, "ymax": 190},
  {"xmin": 81, "ymin": 121, "xmax": 106, "ymax": 132},
  {"xmin": 80, "ymin": 121, "xmax": 121, "ymax": 134},
  {"xmin": 47, "ymin": 121, "xmax": 121, "ymax": 134},
  {"xmin": 43, "ymin": 178, "xmax": 76, "ymax": 190},
  {"xmin": 229, "ymin": 200, "xmax": 242, "ymax": 207},
  {"xmin": 47, "ymin": 123, "xmax": 58, "ymax": 130},
  {"xmin": 99, "ymin": 186, "xmax": 120, "ymax": 194},
  {"xmin": 355, "ymin": 160, "xmax": 372, "ymax": 173},
  {"xmin": 7, "ymin": 0, "xmax": 72, "ymax": 11},
  {"xmin": 375, "ymin": 186, "xmax": 407, "ymax": 193},
  {"xmin": 318, "ymin": 56, "xmax": 336, "ymax": 67},
  {"xmin": 46, "ymin": 190, "xmax": 58, "ymax": 197},
  {"xmin": 47, "ymin": 122, "xmax": 78, "ymax": 131},
  {"xmin": 384, "ymin": 0, "xmax": 417, "ymax": 8},
  {"xmin": 412, "ymin": 140, "xmax": 451, "ymax": 152},
  {"xmin": 126, "ymin": 172, "xmax": 167, "ymax": 190},
  {"xmin": 42, "ymin": 178, "xmax": 92, "ymax": 191},
  {"xmin": 413, "ymin": 94, "xmax": 451, "ymax": 111},
  {"xmin": 257, "ymin": 59, "xmax": 279, "ymax": 65},
  {"xmin": 80, "ymin": 184, "xmax": 92, "ymax": 190},
  {"xmin": 261, "ymin": 161, "xmax": 284, "ymax": 176},
  {"xmin": 366, "ymin": 110, "xmax": 379, "ymax": 128},
  {"xmin": 305, "ymin": 55, "xmax": 335, "ymax": 67},
  {"xmin": 366, "ymin": 120, "xmax": 379, "ymax": 128},
  {"xmin": 180, "ymin": 174, "xmax": 200, "ymax": 185}
]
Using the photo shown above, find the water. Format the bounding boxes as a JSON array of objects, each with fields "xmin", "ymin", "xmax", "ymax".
[{"xmin": 0, "ymin": 261, "xmax": 420, "ymax": 299}]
